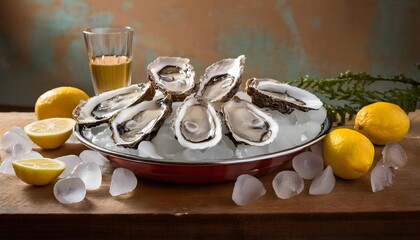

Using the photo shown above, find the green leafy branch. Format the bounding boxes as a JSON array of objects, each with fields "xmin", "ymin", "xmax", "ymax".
[{"xmin": 288, "ymin": 70, "xmax": 420, "ymax": 125}]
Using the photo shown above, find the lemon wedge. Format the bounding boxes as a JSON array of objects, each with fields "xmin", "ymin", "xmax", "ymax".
[
  {"xmin": 12, "ymin": 158, "xmax": 66, "ymax": 186},
  {"xmin": 24, "ymin": 118, "xmax": 76, "ymax": 149}
]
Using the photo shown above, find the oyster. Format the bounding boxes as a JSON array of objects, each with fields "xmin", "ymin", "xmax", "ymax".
[
  {"xmin": 73, "ymin": 83, "xmax": 155, "ymax": 126},
  {"xmin": 110, "ymin": 92, "xmax": 172, "ymax": 147},
  {"xmin": 246, "ymin": 78, "xmax": 323, "ymax": 114},
  {"xmin": 222, "ymin": 96, "xmax": 278, "ymax": 146},
  {"xmin": 147, "ymin": 56, "xmax": 195, "ymax": 101},
  {"xmin": 196, "ymin": 55, "xmax": 246, "ymax": 103},
  {"xmin": 172, "ymin": 95, "xmax": 222, "ymax": 150}
]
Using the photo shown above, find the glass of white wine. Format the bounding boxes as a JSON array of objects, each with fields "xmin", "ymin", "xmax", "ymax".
[{"xmin": 83, "ymin": 26, "xmax": 133, "ymax": 95}]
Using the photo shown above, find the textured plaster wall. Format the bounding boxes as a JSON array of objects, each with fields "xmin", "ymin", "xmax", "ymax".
[{"xmin": 0, "ymin": 0, "xmax": 419, "ymax": 107}]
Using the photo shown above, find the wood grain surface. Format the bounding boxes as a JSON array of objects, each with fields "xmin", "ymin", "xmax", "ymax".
[{"xmin": 0, "ymin": 111, "xmax": 419, "ymax": 239}]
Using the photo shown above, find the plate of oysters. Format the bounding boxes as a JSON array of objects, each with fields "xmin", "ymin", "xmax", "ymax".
[{"xmin": 73, "ymin": 55, "xmax": 332, "ymax": 183}]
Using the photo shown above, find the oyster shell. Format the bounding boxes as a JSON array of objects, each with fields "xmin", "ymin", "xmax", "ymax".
[
  {"xmin": 110, "ymin": 92, "xmax": 172, "ymax": 147},
  {"xmin": 246, "ymin": 78, "xmax": 323, "ymax": 114},
  {"xmin": 222, "ymin": 96, "xmax": 278, "ymax": 146},
  {"xmin": 73, "ymin": 83, "xmax": 155, "ymax": 126},
  {"xmin": 172, "ymin": 95, "xmax": 222, "ymax": 150},
  {"xmin": 196, "ymin": 55, "xmax": 246, "ymax": 103},
  {"xmin": 147, "ymin": 56, "xmax": 195, "ymax": 101}
]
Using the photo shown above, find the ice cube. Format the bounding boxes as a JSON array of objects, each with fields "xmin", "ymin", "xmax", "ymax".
[
  {"xmin": 235, "ymin": 144, "xmax": 267, "ymax": 158},
  {"xmin": 371, "ymin": 161, "xmax": 395, "ymax": 192},
  {"xmin": 268, "ymin": 134, "xmax": 295, "ymax": 153},
  {"xmin": 292, "ymin": 151, "xmax": 324, "ymax": 180},
  {"xmin": 70, "ymin": 162, "xmax": 102, "ymax": 190},
  {"xmin": 79, "ymin": 150, "xmax": 109, "ymax": 171},
  {"xmin": 310, "ymin": 140, "xmax": 324, "ymax": 156},
  {"xmin": 299, "ymin": 121, "xmax": 322, "ymax": 144},
  {"xmin": 10, "ymin": 126, "xmax": 32, "ymax": 143},
  {"xmin": 109, "ymin": 168, "xmax": 138, "ymax": 196},
  {"xmin": 137, "ymin": 141, "xmax": 163, "ymax": 159},
  {"xmin": 182, "ymin": 149, "xmax": 206, "ymax": 161},
  {"xmin": 382, "ymin": 142, "xmax": 407, "ymax": 170},
  {"xmin": 272, "ymin": 171, "xmax": 304, "ymax": 199},
  {"xmin": 56, "ymin": 155, "xmax": 82, "ymax": 178},
  {"xmin": 1, "ymin": 131, "xmax": 32, "ymax": 153},
  {"xmin": 267, "ymin": 110, "xmax": 293, "ymax": 126},
  {"xmin": 65, "ymin": 132, "xmax": 80, "ymax": 144},
  {"xmin": 0, "ymin": 158, "xmax": 15, "ymax": 175},
  {"xmin": 232, "ymin": 174, "xmax": 266, "ymax": 206},
  {"xmin": 309, "ymin": 165, "xmax": 335, "ymax": 195},
  {"xmin": 151, "ymin": 126, "xmax": 185, "ymax": 157},
  {"xmin": 54, "ymin": 177, "xmax": 86, "ymax": 204},
  {"xmin": 11, "ymin": 143, "xmax": 31, "ymax": 158}
]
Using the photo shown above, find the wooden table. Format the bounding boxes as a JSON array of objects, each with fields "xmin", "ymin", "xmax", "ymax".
[{"xmin": 1, "ymin": 112, "xmax": 419, "ymax": 239}]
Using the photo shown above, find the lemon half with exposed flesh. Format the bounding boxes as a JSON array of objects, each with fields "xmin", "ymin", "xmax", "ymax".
[
  {"xmin": 24, "ymin": 118, "xmax": 76, "ymax": 149},
  {"xmin": 12, "ymin": 158, "xmax": 66, "ymax": 186}
]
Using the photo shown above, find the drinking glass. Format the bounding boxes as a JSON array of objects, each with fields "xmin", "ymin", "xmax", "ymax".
[{"xmin": 83, "ymin": 26, "xmax": 133, "ymax": 95}]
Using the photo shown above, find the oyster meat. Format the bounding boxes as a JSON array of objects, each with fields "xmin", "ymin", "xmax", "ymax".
[
  {"xmin": 110, "ymin": 92, "xmax": 172, "ymax": 147},
  {"xmin": 246, "ymin": 78, "xmax": 323, "ymax": 114},
  {"xmin": 196, "ymin": 55, "xmax": 246, "ymax": 103},
  {"xmin": 73, "ymin": 83, "xmax": 155, "ymax": 126},
  {"xmin": 172, "ymin": 95, "xmax": 222, "ymax": 150},
  {"xmin": 147, "ymin": 56, "xmax": 195, "ymax": 101},
  {"xmin": 222, "ymin": 96, "xmax": 278, "ymax": 146}
]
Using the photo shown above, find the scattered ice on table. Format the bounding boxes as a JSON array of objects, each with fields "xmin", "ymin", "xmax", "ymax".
[
  {"xmin": 54, "ymin": 177, "xmax": 86, "ymax": 204},
  {"xmin": 79, "ymin": 150, "xmax": 110, "ymax": 174},
  {"xmin": 10, "ymin": 126, "xmax": 32, "ymax": 143},
  {"xmin": 11, "ymin": 143, "xmax": 31, "ymax": 158},
  {"xmin": 309, "ymin": 165, "xmax": 335, "ymax": 195},
  {"xmin": 137, "ymin": 141, "xmax": 163, "ymax": 159},
  {"xmin": 151, "ymin": 125, "xmax": 185, "ymax": 157},
  {"xmin": 70, "ymin": 162, "xmax": 102, "ymax": 190},
  {"xmin": 235, "ymin": 144, "xmax": 268, "ymax": 158},
  {"xmin": 56, "ymin": 155, "xmax": 82, "ymax": 178},
  {"xmin": 65, "ymin": 132, "xmax": 80, "ymax": 144},
  {"xmin": 371, "ymin": 161, "xmax": 395, "ymax": 193},
  {"xmin": 109, "ymin": 168, "xmax": 138, "ymax": 196},
  {"xmin": 1, "ymin": 131, "xmax": 32, "ymax": 153},
  {"xmin": 292, "ymin": 151, "xmax": 324, "ymax": 180},
  {"xmin": 310, "ymin": 140, "xmax": 324, "ymax": 157},
  {"xmin": 382, "ymin": 142, "xmax": 407, "ymax": 170},
  {"xmin": 232, "ymin": 174, "xmax": 266, "ymax": 206},
  {"xmin": 272, "ymin": 170, "xmax": 304, "ymax": 199},
  {"xmin": 0, "ymin": 158, "xmax": 15, "ymax": 175}
]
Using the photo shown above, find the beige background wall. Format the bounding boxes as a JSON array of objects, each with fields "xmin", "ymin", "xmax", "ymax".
[{"xmin": 0, "ymin": 0, "xmax": 419, "ymax": 107}]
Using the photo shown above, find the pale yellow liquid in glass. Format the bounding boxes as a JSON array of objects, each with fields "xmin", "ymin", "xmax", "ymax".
[{"xmin": 89, "ymin": 55, "xmax": 131, "ymax": 94}]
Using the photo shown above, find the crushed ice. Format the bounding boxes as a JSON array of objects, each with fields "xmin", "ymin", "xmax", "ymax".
[
  {"xmin": 82, "ymin": 103, "xmax": 327, "ymax": 161},
  {"xmin": 232, "ymin": 174, "xmax": 266, "ymax": 206}
]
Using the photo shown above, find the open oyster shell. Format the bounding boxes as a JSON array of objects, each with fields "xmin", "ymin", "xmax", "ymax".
[
  {"xmin": 110, "ymin": 92, "xmax": 172, "ymax": 148},
  {"xmin": 246, "ymin": 78, "xmax": 323, "ymax": 114},
  {"xmin": 172, "ymin": 95, "xmax": 223, "ymax": 150},
  {"xmin": 196, "ymin": 55, "xmax": 246, "ymax": 103},
  {"xmin": 147, "ymin": 56, "xmax": 196, "ymax": 101},
  {"xmin": 222, "ymin": 96, "xmax": 278, "ymax": 146},
  {"xmin": 73, "ymin": 83, "xmax": 155, "ymax": 126}
]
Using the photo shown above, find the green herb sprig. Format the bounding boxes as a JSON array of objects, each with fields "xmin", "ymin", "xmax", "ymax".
[{"xmin": 288, "ymin": 71, "xmax": 420, "ymax": 125}]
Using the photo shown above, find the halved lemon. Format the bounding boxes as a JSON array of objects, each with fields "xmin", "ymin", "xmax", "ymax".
[
  {"xmin": 12, "ymin": 158, "xmax": 66, "ymax": 186},
  {"xmin": 24, "ymin": 118, "xmax": 76, "ymax": 149}
]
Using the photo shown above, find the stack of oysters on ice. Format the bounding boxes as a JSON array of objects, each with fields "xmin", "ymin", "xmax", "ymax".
[{"xmin": 73, "ymin": 55, "xmax": 323, "ymax": 153}]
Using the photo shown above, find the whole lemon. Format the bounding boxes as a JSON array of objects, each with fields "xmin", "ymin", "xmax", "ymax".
[
  {"xmin": 354, "ymin": 102, "xmax": 410, "ymax": 145},
  {"xmin": 35, "ymin": 87, "xmax": 89, "ymax": 120},
  {"xmin": 323, "ymin": 128, "xmax": 374, "ymax": 179}
]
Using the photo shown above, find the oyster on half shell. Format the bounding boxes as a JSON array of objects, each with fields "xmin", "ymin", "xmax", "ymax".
[
  {"xmin": 73, "ymin": 83, "xmax": 155, "ymax": 126},
  {"xmin": 172, "ymin": 95, "xmax": 222, "ymax": 150},
  {"xmin": 147, "ymin": 56, "xmax": 195, "ymax": 101},
  {"xmin": 246, "ymin": 78, "xmax": 323, "ymax": 114},
  {"xmin": 196, "ymin": 55, "xmax": 246, "ymax": 103},
  {"xmin": 222, "ymin": 96, "xmax": 278, "ymax": 146},
  {"xmin": 110, "ymin": 92, "xmax": 172, "ymax": 148}
]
